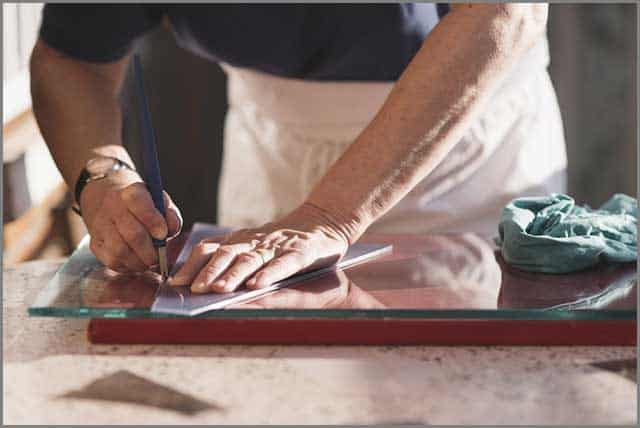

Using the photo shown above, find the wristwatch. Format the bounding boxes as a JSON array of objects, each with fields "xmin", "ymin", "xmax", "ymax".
[{"xmin": 72, "ymin": 156, "xmax": 136, "ymax": 216}]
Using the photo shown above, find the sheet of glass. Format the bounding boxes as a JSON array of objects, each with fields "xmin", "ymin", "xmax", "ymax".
[
  {"xmin": 152, "ymin": 223, "xmax": 392, "ymax": 316},
  {"xmin": 28, "ymin": 222, "xmax": 636, "ymax": 319}
]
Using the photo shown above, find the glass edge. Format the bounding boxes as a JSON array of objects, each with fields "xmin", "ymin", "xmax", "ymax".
[{"xmin": 27, "ymin": 306, "xmax": 637, "ymax": 320}]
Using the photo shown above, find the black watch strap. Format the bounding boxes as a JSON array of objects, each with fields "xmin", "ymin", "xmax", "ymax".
[{"xmin": 74, "ymin": 167, "xmax": 91, "ymax": 208}]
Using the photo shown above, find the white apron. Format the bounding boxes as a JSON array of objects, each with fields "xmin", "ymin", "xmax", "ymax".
[{"xmin": 218, "ymin": 38, "xmax": 567, "ymax": 236}]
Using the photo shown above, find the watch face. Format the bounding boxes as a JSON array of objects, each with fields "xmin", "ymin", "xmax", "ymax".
[{"xmin": 86, "ymin": 157, "xmax": 119, "ymax": 175}]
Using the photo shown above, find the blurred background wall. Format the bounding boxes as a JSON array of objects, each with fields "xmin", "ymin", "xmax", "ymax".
[
  {"xmin": 548, "ymin": 4, "xmax": 637, "ymax": 207},
  {"xmin": 2, "ymin": 3, "xmax": 637, "ymax": 265}
]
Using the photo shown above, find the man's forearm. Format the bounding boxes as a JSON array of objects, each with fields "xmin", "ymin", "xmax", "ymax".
[
  {"xmin": 30, "ymin": 40, "xmax": 133, "ymax": 188},
  {"xmin": 305, "ymin": 4, "xmax": 548, "ymax": 242}
]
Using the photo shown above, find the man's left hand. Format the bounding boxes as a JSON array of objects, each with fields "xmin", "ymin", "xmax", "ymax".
[{"xmin": 168, "ymin": 204, "xmax": 351, "ymax": 293}]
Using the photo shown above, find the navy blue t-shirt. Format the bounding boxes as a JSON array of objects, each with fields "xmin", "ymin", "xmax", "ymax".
[{"xmin": 39, "ymin": 4, "xmax": 449, "ymax": 81}]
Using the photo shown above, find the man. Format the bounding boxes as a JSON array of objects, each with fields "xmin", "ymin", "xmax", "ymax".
[{"xmin": 30, "ymin": 4, "xmax": 566, "ymax": 294}]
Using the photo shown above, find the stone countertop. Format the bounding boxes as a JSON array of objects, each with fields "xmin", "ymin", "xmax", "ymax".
[{"xmin": 3, "ymin": 259, "xmax": 637, "ymax": 425}]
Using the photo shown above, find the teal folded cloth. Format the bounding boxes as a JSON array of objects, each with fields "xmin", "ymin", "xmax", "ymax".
[{"xmin": 496, "ymin": 193, "xmax": 637, "ymax": 273}]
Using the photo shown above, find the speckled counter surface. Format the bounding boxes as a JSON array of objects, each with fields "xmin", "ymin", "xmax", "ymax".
[{"xmin": 3, "ymin": 260, "xmax": 637, "ymax": 425}]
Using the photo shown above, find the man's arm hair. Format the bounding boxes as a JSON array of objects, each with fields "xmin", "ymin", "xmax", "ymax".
[
  {"xmin": 306, "ymin": 4, "xmax": 549, "ymax": 242},
  {"xmin": 30, "ymin": 39, "xmax": 134, "ymax": 188}
]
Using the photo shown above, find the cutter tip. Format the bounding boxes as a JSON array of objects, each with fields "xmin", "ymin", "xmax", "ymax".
[{"xmin": 158, "ymin": 246, "xmax": 169, "ymax": 280}]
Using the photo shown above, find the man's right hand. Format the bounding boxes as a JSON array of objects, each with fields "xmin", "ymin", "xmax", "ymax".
[
  {"xmin": 80, "ymin": 169, "xmax": 183, "ymax": 273},
  {"xmin": 30, "ymin": 41, "xmax": 182, "ymax": 273}
]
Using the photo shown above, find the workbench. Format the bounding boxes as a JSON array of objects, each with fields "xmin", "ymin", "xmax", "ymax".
[{"xmin": 4, "ymin": 259, "xmax": 636, "ymax": 425}]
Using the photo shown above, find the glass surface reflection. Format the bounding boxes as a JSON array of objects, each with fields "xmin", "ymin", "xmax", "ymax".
[
  {"xmin": 230, "ymin": 234, "xmax": 502, "ymax": 310},
  {"xmin": 497, "ymin": 253, "xmax": 636, "ymax": 310},
  {"xmin": 29, "ymin": 223, "xmax": 636, "ymax": 318}
]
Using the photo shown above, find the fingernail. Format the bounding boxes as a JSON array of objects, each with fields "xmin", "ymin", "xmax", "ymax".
[
  {"xmin": 191, "ymin": 281, "xmax": 208, "ymax": 293},
  {"xmin": 246, "ymin": 277, "xmax": 257, "ymax": 287},
  {"xmin": 212, "ymin": 280, "xmax": 227, "ymax": 291},
  {"xmin": 152, "ymin": 225, "xmax": 168, "ymax": 240},
  {"xmin": 222, "ymin": 284, "xmax": 236, "ymax": 293}
]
